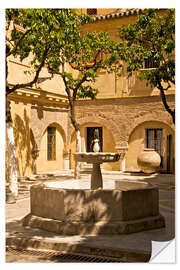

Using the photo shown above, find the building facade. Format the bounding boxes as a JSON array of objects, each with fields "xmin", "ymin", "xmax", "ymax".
[{"xmin": 6, "ymin": 8, "xmax": 175, "ymax": 179}]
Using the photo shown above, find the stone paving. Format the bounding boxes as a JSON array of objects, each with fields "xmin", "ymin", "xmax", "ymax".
[{"xmin": 5, "ymin": 171, "xmax": 175, "ymax": 263}]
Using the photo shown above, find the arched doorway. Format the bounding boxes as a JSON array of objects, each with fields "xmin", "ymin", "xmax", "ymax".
[
  {"xmin": 70, "ymin": 122, "xmax": 120, "ymax": 171},
  {"xmin": 37, "ymin": 123, "xmax": 65, "ymax": 173}
]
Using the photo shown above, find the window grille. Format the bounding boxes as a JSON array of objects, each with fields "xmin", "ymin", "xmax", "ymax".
[
  {"xmin": 47, "ymin": 127, "xmax": 56, "ymax": 160},
  {"xmin": 146, "ymin": 128, "xmax": 163, "ymax": 167}
]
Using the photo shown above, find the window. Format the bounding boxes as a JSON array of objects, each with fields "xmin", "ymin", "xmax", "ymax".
[
  {"xmin": 144, "ymin": 55, "xmax": 159, "ymax": 69},
  {"xmin": 87, "ymin": 9, "xmax": 97, "ymax": 15},
  {"xmin": 86, "ymin": 127, "xmax": 103, "ymax": 152},
  {"xmin": 146, "ymin": 128, "xmax": 163, "ymax": 167},
  {"xmin": 47, "ymin": 127, "xmax": 56, "ymax": 160}
]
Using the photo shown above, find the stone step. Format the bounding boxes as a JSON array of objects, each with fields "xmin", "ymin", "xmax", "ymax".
[
  {"xmin": 18, "ymin": 190, "xmax": 30, "ymax": 195},
  {"xmin": 19, "ymin": 181, "xmax": 37, "ymax": 186},
  {"xmin": 18, "ymin": 186, "xmax": 30, "ymax": 191},
  {"xmin": 16, "ymin": 193, "xmax": 30, "ymax": 200},
  {"xmin": 27, "ymin": 174, "xmax": 55, "ymax": 181}
]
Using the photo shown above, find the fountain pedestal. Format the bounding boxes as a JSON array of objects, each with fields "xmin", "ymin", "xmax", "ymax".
[
  {"xmin": 91, "ymin": 163, "xmax": 102, "ymax": 189},
  {"xmin": 74, "ymin": 152, "xmax": 120, "ymax": 190}
]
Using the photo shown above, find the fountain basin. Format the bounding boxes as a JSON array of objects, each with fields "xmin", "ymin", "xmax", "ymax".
[
  {"xmin": 74, "ymin": 152, "xmax": 120, "ymax": 164},
  {"xmin": 23, "ymin": 179, "xmax": 165, "ymax": 235}
]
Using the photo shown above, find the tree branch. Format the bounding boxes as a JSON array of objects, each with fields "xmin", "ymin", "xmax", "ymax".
[
  {"xmin": 73, "ymin": 74, "xmax": 87, "ymax": 101},
  {"xmin": 157, "ymin": 82, "xmax": 175, "ymax": 123},
  {"xmin": 6, "ymin": 28, "xmax": 32, "ymax": 58},
  {"xmin": 6, "ymin": 45, "xmax": 50, "ymax": 96}
]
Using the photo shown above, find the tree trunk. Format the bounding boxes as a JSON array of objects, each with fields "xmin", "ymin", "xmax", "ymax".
[
  {"xmin": 6, "ymin": 100, "xmax": 18, "ymax": 199},
  {"xmin": 69, "ymin": 98, "xmax": 81, "ymax": 179},
  {"xmin": 74, "ymin": 129, "xmax": 81, "ymax": 179},
  {"xmin": 158, "ymin": 83, "xmax": 175, "ymax": 124}
]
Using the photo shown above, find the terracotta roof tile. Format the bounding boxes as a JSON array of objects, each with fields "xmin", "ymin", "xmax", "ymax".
[{"xmin": 92, "ymin": 8, "xmax": 146, "ymax": 22}]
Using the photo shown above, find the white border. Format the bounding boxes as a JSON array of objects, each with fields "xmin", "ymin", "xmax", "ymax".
[{"xmin": 1, "ymin": 0, "xmax": 179, "ymax": 268}]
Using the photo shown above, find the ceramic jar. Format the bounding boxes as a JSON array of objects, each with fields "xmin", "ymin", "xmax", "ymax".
[{"xmin": 137, "ymin": 148, "xmax": 161, "ymax": 173}]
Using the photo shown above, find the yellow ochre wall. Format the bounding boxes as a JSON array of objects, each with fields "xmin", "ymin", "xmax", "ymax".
[
  {"xmin": 37, "ymin": 124, "xmax": 65, "ymax": 173},
  {"xmin": 8, "ymin": 55, "xmax": 66, "ymax": 96},
  {"xmin": 10, "ymin": 100, "xmax": 34, "ymax": 177},
  {"xmin": 79, "ymin": 9, "xmax": 174, "ymax": 100}
]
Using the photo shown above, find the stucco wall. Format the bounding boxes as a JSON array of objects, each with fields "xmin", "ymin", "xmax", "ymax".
[
  {"xmin": 8, "ymin": 56, "xmax": 66, "ymax": 96},
  {"xmin": 10, "ymin": 100, "xmax": 34, "ymax": 176},
  {"xmin": 8, "ymin": 97, "xmax": 69, "ymax": 177}
]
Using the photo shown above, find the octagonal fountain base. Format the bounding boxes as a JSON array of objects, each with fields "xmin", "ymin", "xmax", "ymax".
[{"xmin": 23, "ymin": 179, "xmax": 165, "ymax": 235}]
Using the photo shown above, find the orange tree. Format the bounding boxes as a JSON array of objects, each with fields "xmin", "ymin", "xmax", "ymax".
[
  {"xmin": 6, "ymin": 9, "xmax": 121, "ymax": 187},
  {"xmin": 118, "ymin": 9, "xmax": 175, "ymax": 123}
]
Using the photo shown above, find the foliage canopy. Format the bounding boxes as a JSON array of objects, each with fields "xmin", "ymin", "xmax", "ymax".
[
  {"xmin": 118, "ymin": 8, "xmax": 175, "ymax": 123},
  {"xmin": 6, "ymin": 8, "xmax": 121, "ymax": 130}
]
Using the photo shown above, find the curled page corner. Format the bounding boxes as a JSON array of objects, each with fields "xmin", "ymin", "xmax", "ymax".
[{"xmin": 150, "ymin": 239, "xmax": 175, "ymax": 263}]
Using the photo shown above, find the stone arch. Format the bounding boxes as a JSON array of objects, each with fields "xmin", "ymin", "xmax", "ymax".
[
  {"xmin": 68, "ymin": 115, "xmax": 122, "ymax": 146},
  {"xmin": 69, "ymin": 116, "xmax": 121, "ymax": 170},
  {"xmin": 125, "ymin": 112, "xmax": 175, "ymax": 172},
  {"xmin": 36, "ymin": 121, "xmax": 67, "ymax": 173},
  {"xmin": 32, "ymin": 121, "xmax": 67, "ymax": 150},
  {"xmin": 127, "ymin": 111, "xmax": 174, "ymax": 144}
]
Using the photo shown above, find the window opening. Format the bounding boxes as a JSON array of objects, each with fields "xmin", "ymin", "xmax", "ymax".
[
  {"xmin": 86, "ymin": 127, "xmax": 103, "ymax": 152},
  {"xmin": 146, "ymin": 128, "xmax": 163, "ymax": 167},
  {"xmin": 144, "ymin": 55, "xmax": 160, "ymax": 69},
  {"xmin": 47, "ymin": 126, "xmax": 56, "ymax": 160},
  {"xmin": 87, "ymin": 9, "xmax": 97, "ymax": 15}
]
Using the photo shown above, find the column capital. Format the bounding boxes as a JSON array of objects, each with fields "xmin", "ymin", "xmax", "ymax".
[
  {"xmin": 115, "ymin": 145, "xmax": 128, "ymax": 153},
  {"xmin": 32, "ymin": 148, "xmax": 40, "ymax": 159}
]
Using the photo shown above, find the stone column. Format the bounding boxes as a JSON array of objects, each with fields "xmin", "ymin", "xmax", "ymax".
[
  {"xmin": 63, "ymin": 149, "xmax": 70, "ymax": 170},
  {"xmin": 115, "ymin": 145, "xmax": 128, "ymax": 172},
  {"xmin": 32, "ymin": 147, "xmax": 40, "ymax": 175},
  {"xmin": 91, "ymin": 163, "xmax": 103, "ymax": 190}
]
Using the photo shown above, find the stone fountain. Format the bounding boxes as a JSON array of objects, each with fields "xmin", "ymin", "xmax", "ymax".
[
  {"xmin": 74, "ymin": 152, "xmax": 120, "ymax": 190},
  {"xmin": 23, "ymin": 129, "xmax": 165, "ymax": 235}
]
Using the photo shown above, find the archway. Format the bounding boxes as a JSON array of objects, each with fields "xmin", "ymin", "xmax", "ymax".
[
  {"xmin": 126, "ymin": 120, "xmax": 175, "ymax": 173},
  {"xmin": 69, "ymin": 121, "xmax": 120, "ymax": 171},
  {"xmin": 37, "ymin": 123, "xmax": 66, "ymax": 173},
  {"xmin": 68, "ymin": 115, "xmax": 122, "ymax": 146}
]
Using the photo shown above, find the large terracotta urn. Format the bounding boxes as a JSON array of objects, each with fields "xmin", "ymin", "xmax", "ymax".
[{"xmin": 137, "ymin": 148, "xmax": 161, "ymax": 173}]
